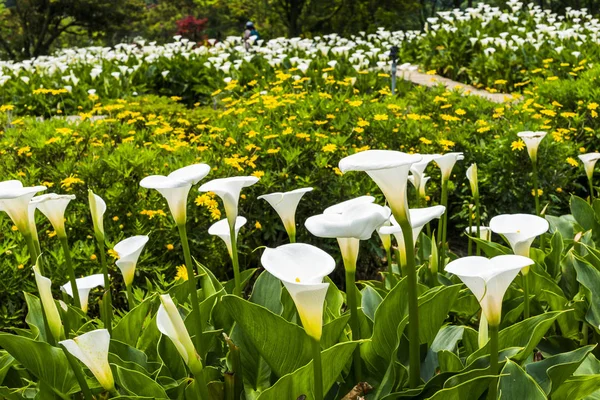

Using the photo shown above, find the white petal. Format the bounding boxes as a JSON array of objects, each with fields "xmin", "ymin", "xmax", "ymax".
[
  {"xmin": 208, "ymin": 217, "xmax": 246, "ymax": 255},
  {"xmin": 167, "ymin": 163, "xmax": 211, "ymax": 185},
  {"xmin": 283, "ymin": 281, "xmax": 329, "ymax": 340},
  {"xmin": 490, "ymin": 214, "xmax": 548, "ymax": 256},
  {"xmin": 199, "ymin": 176, "xmax": 259, "ymax": 225},
  {"xmin": 258, "ymin": 187, "xmax": 312, "ymax": 234},
  {"xmin": 323, "ymin": 195, "xmax": 373, "ymax": 214},
  {"xmin": 31, "ymin": 194, "xmax": 76, "ymax": 237},
  {"xmin": 261, "ymin": 243, "xmax": 335, "ymax": 284},
  {"xmin": 339, "ymin": 150, "xmax": 421, "ymax": 172},
  {"xmin": 156, "ymin": 294, "xmax": 197, "ymax": 366}
]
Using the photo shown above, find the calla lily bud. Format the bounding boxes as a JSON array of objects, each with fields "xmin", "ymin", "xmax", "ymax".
[
  {"xmin": 59, "ymin": 329, "xmax": 115, "ymax": 392},
  {"xmin": 466, "ymin": 163, "xmax": 479, "ymax": 196},
  {"xmin": 88, "ymin": 190, "xmax": 106, "ymax": 241},
  {"xmin": 208, "ymin": 217, "xmax": 246, "ymax": 257},
  {"xmin": 410, "ymin": 154, "xmax": 440, "ymax": 192},
  {"xmin": 579, "ymin": 153, "xmax": 600, "ymax": 182},
  {"xmin": 261, "ymin": 243, "xmax": 335, "ymax": 340},
  {"xmin": 379, "ymin": 206, "xmax": 446, "ymax": 246},
  {"xmin": 446, "ymin": 255, "xmax": 534, "ymax": 327},
  {"xmin": 435, "ymin": 152, "xmax": 464, "ymax": 182},
  {"xmin": 489, "ymin": 214, "xmax": 548, "ymax": 274},
  {"xmin": 157, "ymin": 294, "xmax": 202, "ymax": 370},
  {"xmin": 60, "ymin": 274, "xmax": 106, "ymax": 313},
  {"xmin": 465, "ymin": 226, "xmax": 492, "ymax": 241},
  {"xmin": 199, "ymin": 176, "xmax": 259, "ymax": 229},
  {"xmin": 140, "ymin": 164, "xmax": 210, "ymax": 226},
  {"xmin": 33, "ymin": 263, "xmax": 62, "ymax": 341},
  {"xmin": 0, "ymin": 180, "xmax": 46, "ymax": 235},
  {"xmin": 258, "ymin": 187, "xmax": 312, "ymax": 240},
  {"xmin": 517, "ymin": 131, "xmax": 547, "ymax": 163},
  {"xmin": 31, "ymin": 194, "xmax": 76, "ymax": 238},
  {"xmin": 114, "ymin": 235, "xmax": 149, "ymax": 287}
]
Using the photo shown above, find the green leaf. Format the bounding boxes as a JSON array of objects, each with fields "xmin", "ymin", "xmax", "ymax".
[
  {"xmin": 113, "ymin": 296, "xmax": 156, "ymax": 347},
  {"xmin": 255, "ymin": 342, "xmax": 356, "ymax": 400},
  {"xmin": 552, "ymin": 375, "xmax": 600, "ymax": 400},
  {"xmin": 221, "ymin": 295, "xmax": 312, "ymax": 377},
  {"xmin": 23, "ymin": 292, "xmax": 46, "ymax": 341},
  {"xmin": 470, "ymin": 237, "xmax": 510, "ymax": 257},
  {"xmin": 422, "ymin": 326, "xmax": 465, "ymax": 381},
  {"xmin": 498, "ymin": 360, "xmax": 546, "ymax": 399},
  {"xmin": 546, "ymin": 215, "xmax": 575, "ymax": 241},
  {"xmin": 224, "ymin": 268, "xmax": 256, "ymax": 294},
  {"xmin": 361, "ymin": 285, "xmax": 383, "ymax": 322},
  {"xmin": 438, "ymin": 351, "xmax": 463, "ymax": 373},
  {"xmin": 321, "ymin": 314, "xmax": 350, "ymax": 349},
  {"xmin": 544, "ymin": 231, "xmax": 563, "ymax": 277},
  {"xmin": 249, "ymin": 271, "xmax": 282, "ymax": 315},
  {"xmin": 418, "ymin": 285, "xmax": 461, "ymax": 345},
  {"xmin": 573, "ymin": 254, "xmax": 600, "ymax": 328},
  {"xmin": 115, "ymin": 365, "xmax": 169, "ymax": 399},
  {"xmin": 157, "ymin": 335, "xmax": 186, "ymax": 379},
  {"xmin": 526, "ymin": 345, "xmax": 595, "ymax": 395},
  {"xmin": 571, "ymin": 195, "xmax": 597, "ymax": 231},
  {"xmin": 231, "ymin": 324, "xmax": 271, "ymax": 400},
  {"xmin": 0, "ymin": 333, "xmax": 78, "ymax": 396},
  {"xmin": 425, "ymin": 375, "xmax": 494, "ymax": 400}
]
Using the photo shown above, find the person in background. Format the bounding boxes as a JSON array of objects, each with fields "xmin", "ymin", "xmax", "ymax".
[{"xmin": 243, "ymin": 21, "xmax": 260, "ymax": 50}]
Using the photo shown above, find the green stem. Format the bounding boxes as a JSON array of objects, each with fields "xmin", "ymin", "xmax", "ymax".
[
  {"xmin": 311, "ymin": 338, "xmax": 324, "ymax": 400},
  {"xmin": 488, "ymin": 324, "xmax": 499, "ymax": 400},
  {"xmin": 589, "ymin": 177, "xmax": 595, "ymax": 204},
  {"xmin": 289, "ymin": 231, "xmax": 296, "ymax": 243},
  {"xmin": 60, "ymin": 344, "xmax": 93, "ymax": 400},
  {"xmin": 475, "ymin": 194, "xmax": 482, "ymax": 256},
  {"xmin": 177, "ymin": 224, "xmax": 205, "ymax": 355},
  {"xmin": 523, "ymin": 273, "xmax": 530, "ymax": 319},
  {"xmin": 190, "ymin": 362, "xmax": 211, "ymax": 400},
  {"xmin": 345, "ymin": 268, "xmax": 362, "ymax": 382},
  {"xmin": 124, "ymin": 283, "xmax": 136, "ymax": 310},
  {"xmin": 97, "ymin": 238, "xmax": 112, "ymax": 334},
  {"xmin": 229, "ymin": 224, "xmax": 242, "ymax": 297},
  {"xmin": 437, "ymin": 179, "xmax": 449, "ymax": 271},
  {"xmin": 24, "ymin": 232, "xmax": 38, "ymax": 268},
  {"xmin": 582, "ymin": 322, "xmax": 589, "ymax": 346},
  {"xmin": 59, "ymin": 235, "xmax": 81, "ymax": 308},
  {"xmin": 386, "ymin": 246, "xmax": 393, "ymax": 276},
  {"xmin": 468, "ymin": 236, "xmax": 473, "ymax": 256},
  {"xmin": 532, "ymin": 160, "xmax": 540, "ymax": 216},
  {"xmin": 396, "ymin": 214, "xmax": 420, "ymax": 389}
]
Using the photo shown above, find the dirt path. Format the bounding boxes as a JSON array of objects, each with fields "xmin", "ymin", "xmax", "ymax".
[{"xmin": 396, "ymin": 67, "xmax": 517, "ymax": 103}]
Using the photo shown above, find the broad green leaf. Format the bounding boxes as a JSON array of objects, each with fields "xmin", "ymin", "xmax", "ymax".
[
  {"xmin": 157, "ymin": 335, "xmax": 186, "ymax": 379},
  {"xmin": 231, "ymin": 324, "xmax": 270, "ymax": 400},
  {"xmin": 23, "ymin": 292, "xmax": 45, "ymax": 341},
  {"xmin": 470, "ymin": 237, "xmax": 510, "ymax": 257},
  {"xmin": 438, "ymin": 351, "xmax": 463, "ymax": 373},
  {"xmin": 109, "ymin": 339, "xmax": 154, "ymax": 374},
  {"xmin": 0, "ymin": 333, "xmax": 78, "ymax": 396},
  {"xmin": 418, "ymin": 285, "xmax": 461, "ymax": 345},
  {"xmin": 526, "ymin": 345, "xmax": 595, "ymax": 395},
  {"xmin": 544, "ymin": 231, "xmax": 563, "ymax": 277},
  {"xmin": 0, "ymin": 352, "xmax": 14, "ymax": 385},
  {"xmin": 116, "ymin": 365, "xmax": 169, "ymax": 399},
  {"xmin": 498, "ymin": 360, "xmax": 546, "ymax": 399},
  {"xmin": 571, "ymin": 195, "xmax": 597, "ymax": 231},
  {"xmin": 113, "ymin": 296, "xmax": 156, "ymax": 347},
  {"xmin": 422, "ymin": 326, "xmax": 465, "ymax": 381},
  {"xmin": 221, "ymin": 295, "xmax": 312, "ymax": 377},
  {"xmin": 249, "ymin": 271, "xmax": 282, "ymax": 315},
  {"xmin": 546, "ymin": 215, "xmax": 575, "ymax": 241},
  {"xmin": 224, "ymin": 268, "xmax": 256, "ymax": 294},
  {"xmin": 321, "ymin": 314, "xmax": 350, "ymax": 349},
  {"xmin": 324, "ymin": 277, "xmax": 344, "ymax": 319},
  {"xmin": 425, "ymin": 375, "xmax": 494, "ymax": 400},
  {"xmin": 361, "ymin": 285, "xmax": 383, "ymax": 322},
  {"xmin": 256, "ymin": 342, "xmax": 356, "ymax": 400},
  {"xmin": 573, "ymin": 255, "xmax": 600, "ymax": 328},
  {"xmin": 552, "ymin": 375, "xmax": 600, "ymax": 400}
]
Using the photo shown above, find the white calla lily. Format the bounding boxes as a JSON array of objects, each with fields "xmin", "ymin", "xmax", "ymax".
[
  {"xmin": 140, "ymin": 163, "xmax": 210, "ymax": 225},
  {"xmin": 466, "ymin": 163, "xmax": 478, "ymax": 196},
  {"xmin": 208, "ymin": 217, "xmax": 247, "ymax": 256},
  {"xmin": 60, "ymin": 274, "xmax": 105, "ymax": 313},
  {"xmin": 261, "ymin": 243, "xmax": 334, "ymax": 340},
  {"xmin": 489, "ymin": 214, "xmax": 549, "ymax": 272},
  {"xmin": 446, "ymin": 255, "xmax": 534, "ymax": 326},
  {"xmin": 31, "ymin": 193, "xmax": 76, "ymax": 238},
  {"xmin": 410, "ymin": 154, "xmax": 440, "ymax": 193},
  {"xmin": 517, "ymin": 131, "xmax": 547, "ymax": 162},
  {"xmin": 199, "ymin": 176, "xmax": 259, "ymax": 228},
  {"xmin": 305, "ymin": 202, "xmax": 390, "ymax": 241},
  {"xmin": 114, "ymin": 235, "xmax": 149, "ymax": 286},
  {"xmin": 258, "ymin": 187, "xmax": 312, "ymax": 241},
  {"xmin": 435, "ymin": 152, "xmax": 464, "ymax": 181},
  {"xmin": 465, "ymin": 226, "xmax": 492, "ymax": 241},
  {"xmin": 377, "ymin": 219, "xmax": 392, "ymax": 252},
  {"xmin": 0, "ymin": 180, "xmax": 46, "ymax": 235},
  {"xmin": 33, "ymin": 263, "xmax": 62, "ymax": 341},
  {"xmin": 59, "ymin": 329, "xmax": 115, "ymax": 392},
  {"xmin": 88, "ymin": 190, "xmax": 106, "ymax": 240},
  {"xmin": 579, "ymin": 153, "xmax": 600, "ymax": 181}
]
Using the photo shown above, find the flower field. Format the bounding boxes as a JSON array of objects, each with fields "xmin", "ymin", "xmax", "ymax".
[{"xmin": 1, "ymin": 2, "xmax": 600, "ymax": 400}]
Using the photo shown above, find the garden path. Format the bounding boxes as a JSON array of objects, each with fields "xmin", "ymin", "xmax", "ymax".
[{"xmin": 396, "ymin": 67, "xmax": 518, "ymax": 103}]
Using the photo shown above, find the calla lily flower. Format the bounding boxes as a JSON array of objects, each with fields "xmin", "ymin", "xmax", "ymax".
[
  {"xmin": 466, "ymin": 164, "xmax": 478, "ymax": 196},
  {"xmin": 323, "ymin": 195, "xmax": 374, "ymax": 214},
  {"xmin": 377, "ymin": 219, "xmax": 392, "ymax": 252},
  {"xmin": 88, "ymin": 190, "xmax": 106, "ymax": 241},
  {"xmin": 0, "ymin": 180, "xmax": 46, "ymax": 235},
  {"xmin": 517, "ymin": 131, "xmax": 547, "ymax": 163},
  {"xmin": 446, "ymin": 255, "xmax": 534, "ymax": 326},
  {"xmin": 410, "ymin": 154, "xmax": 440, "ymax": 192},
  {"xmin": 198, "ymin": 176, "xmax": 259, "ymax": 228},
  {"xmin": 33, "ymin": 263, "xmax": 62, "ymax": 341},
  {"xmin": 258, "ymin": 187, "xmax": 312, "ymax": 241},
  {"xmin": 435, "ymin": 152, "xmax": 464, "ymax": 181},
  {"xmin": 31, "ymin": 193, "xmax": 76, "ymax": 238},
  {"xmin": 465, "ymin": 226, "xmax": 492, "ymax": 241},
  {"xmin": 157, "ymin": 294, "xmax": 203, "ymax": 370},
  {"xmin": 208, "ymin": 217, "xmax": 247, "ymax": 256},
  {"xmin": 379, "ymin": 205, "xmax": 446, "ymax": 246},
  {"xmin": 60, "ymin": 274, "xmax": 105, "ymax": 313},
  {"xmin": 59, "ymin": 329, "xmax": 115, "ymax": 392},
  {"xmin": 339, "ymin": 150, "xmax": 421, "ymax": 217},
  {"xmin": 409, "ymin": 175, "xmax": 431, "ymax": 201},
  {"xmin": 579, "ymin": 153, "xmax": 600, "ymax": 182},
  {"xmin": 140, "ymin": 164, "xmax": 210, "ymax": 226},
  {"xmin": 261, "ymin": 243, "xmax": 334, "ymax": 340},
  {"xmin": 114, "ymin": 235, "xmax": 149, "ymax": 286},
  {"xmin": 489, "ymin": 214, "xmax": 549, "ymax": 273}
]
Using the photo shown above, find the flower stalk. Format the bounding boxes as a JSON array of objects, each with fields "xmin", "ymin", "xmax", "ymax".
[
  {"xmin": 488, "ymin": 324, "xmax": 499, "ymax": 399},
  {"xmin": 59, "ymin": 235, "xmax": 81, "ymax": 309},
  {"xmin": 311, "ymin": 337, "xmax": 324, "ymax": 400}
]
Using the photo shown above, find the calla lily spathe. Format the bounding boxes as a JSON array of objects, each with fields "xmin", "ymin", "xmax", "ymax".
[
  {"xmin": 579, "ymin": 152, "xmax": 600, "ymax": 182},
  {"xmin": 466, "ymin": 164, "xmax": 479, "ymax": 196},
  {"xmin": 33, "ymin": 264, "xmax": 62, "ymax": 341},
  {"xmin": 0, "ymin": 181, "xmax": 46, "ymax": 235},
  {"xmin": 60, "ymin": 274, "xmax": 105, "ymax": 313},
  {"xmin": 31, "ymin": 193, "xmax": 76, "ymax": 238},
  {"xmin": 114, "ymin": 235, "xmax": 149, "ymax": 286},
  {"xmin": 379, "ymin": 205, "xmax": 446, "ymax": 246},
  {"xmin": 140, "ymin": 164, "xmax": 210, "ymax": 225},
  {"xmin": 517, "ymin": 131, "xmax": 547, "ymax": 162},
  {"xmin": 435, "ymin": 152, "xmax": 464, "ymax": 181},
  {"xmin": 88, "ymin": 190, "xmax": 106, "ymax": 240},
  {"xmin": 208, "ymin": 217, "xmax": 246, "ymax": 256},
  {"xmin": 465, "ymin": 226, "xmax": 492, "ymax": 241},
  {"xmin": 489, "ymin": 214, "xmax": 549, "ymax": 273},
  {"xmin": 258, "ymin": 187, "xmax": 312, "ymax": 241},
  {"xmin": 446, "ymin": 255, "xmax": 534, "ymax": 326},
  {"xmin": 199, "ymin": 176, "xmax": 259, "ymax": 228},
  {"xmin": 261, "ymin": 243, "xmax": 334, "ymax": 340},
  {"xmin": 410, "ymin": 154, "xmax": 440, "ymax": 192},
  {"xmin": 157, "ymin": 294, "xmax": 202, "ymax": 369},
  {"xmin": 59, "ymin": 329, "xmax": 115, "ymax": 392}
]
